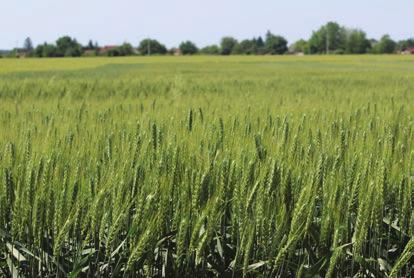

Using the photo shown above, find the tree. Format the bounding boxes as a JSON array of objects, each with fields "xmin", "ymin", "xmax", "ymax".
[
  {"xmin": 138, "ymin": 39, "xmax": 167, "ymax": 55},
  {"xmin": 220, "ymin": 37, "xmax": 238, "ymax": 55},
  {"xmin": 397, "ymin": 38, "xmax": 414, "ymax": 51},
  {"xmin": 253, "ymin": 36, "xmax": 266, "ymax": 54},
  {"xmin": 87, "ymin": 40, "xmax": 96, "ymax": 50},
  {"xmin": 106, "ymin": 43, "xmax": 134, "ymax": 57},
  {"xmin": 119, "ymin": 43, "xmax": 134, "ymax": 56},
  {"xmin": 308, "ymin": 22, "xmax": 346, "ymax": 54},
  {"xmin": 56, "ymin": 36, "xmax": 82, "ymax": 57},
  {"xmin": 106, "ymin": 48, "xmax": 121, "ymax": 57},
  {"xmin": 265, "ymin": 31, "xmax": 288, "ymax": 54},
  {"xmin": 23, "ymin": 37, "xmax": 34, "ymax": 54},
  {"xmin": 290, "ymin": 39, "xmax": 309, "ymax": 54},
  {"xmin": 199, "ymin": 45, "xmax": 220, "ymax": 55},
  {"xmin": 345, "ymin": 29, "xmax": 371, "ymax": 54},
  {"xmin": 372, "ymin": 35, "xmax": 396, "ymax": 54},
  {"xmin": 179, "ymin": 41, "xmax": 198, "ymax": 55},
  {"xmin": 228, "ymin": 37, "xmax": 265, "ymax": 55},
  {"xmin": 232, "ymin": 39, "xmax": 255, "ymax": 55},
  {"xmin": 34, "ymin": 43, "xmax": 58, "ymax": 57}
]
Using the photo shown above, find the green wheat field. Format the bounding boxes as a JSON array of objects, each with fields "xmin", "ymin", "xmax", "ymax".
[{"xmin": 1, "ymin": 56, "xmax": 414, "ymax": 277}]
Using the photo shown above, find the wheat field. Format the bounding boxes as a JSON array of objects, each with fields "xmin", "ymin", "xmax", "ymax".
[{"xmin": 1, "ymin": 56, "xmax": 414, "ymax": 277}]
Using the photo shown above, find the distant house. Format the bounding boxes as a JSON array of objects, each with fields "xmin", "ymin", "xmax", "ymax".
[
  {"xmin": 401, "ymin": 47, "xmax": 414, "ymax": 55},
  {"xmin": 174, "ymin": 48, "xmax": 182, "ymax": 56},
  {"xmin": 13, "ymin": 48, "xmax": 28, "ymax": 58}
]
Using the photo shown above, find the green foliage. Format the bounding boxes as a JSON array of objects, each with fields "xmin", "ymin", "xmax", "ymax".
[
  {"xmin": 309, "ymin": 21, "xmax": 347, "ymax": 54},
  {"xmin": 265, "ymin": 31, "xmax": 288, "ymax": 54},
  {"xmin": 23, "ymin": 37, "xmax": 34, "ymax": 55},
  {"xmin": 232, "ymin": 38, "xmax": 265, "ymax": 55},
  {"xmin": 199, "ymin": 44, "xmax": 220, "ymax": 55},
  {"xmin": 33, "ymin": 36, "xmax": 82, "ymax": 58},
  {"xmin": 56, "ymin": 36, "xmax": 82, "ymax": 57},
  {"xmin": 291, "ymin": 39, "xmax": 309, "ymax": 54},
  {"xmin": 34, "ymin": 43, "xmax": 58, "ymax": 57},
  {"xmin": 106, "ymin": 43, "xmax": 134, "ymax": 57},
  {"xmin": 138, "ymin": 38, "xmax": 167, "ymax": 55},
  {"xmin": 179, "ymin": 41, "xmax": 198, "ymax": 55},
  {"xmin": 397, "ymin": 38, "xmax": 414, "ymax": 51},
  {"xmin": 220, "ymin": 36, "xmax": 238, "ymax": 55},
  {"xmin": 372, "ymin": 35, "xmax": 397, "ymax": 54},
  {"xmin": 345, "ymin": 29, "xmax": 371, "ymax": 54}
]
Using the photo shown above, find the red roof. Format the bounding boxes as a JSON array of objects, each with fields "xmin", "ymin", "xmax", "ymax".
[{"xmin": 407, "ymin": 47, "xmax": 414, "ymax": 53}]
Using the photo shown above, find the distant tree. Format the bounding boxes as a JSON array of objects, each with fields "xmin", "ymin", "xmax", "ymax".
[
  {"xmin": 256, "ymin": 37, "xmax": 265, "ymax": 51},
  {"xmin": 369, "ymin": 39, "xmax": 378, "ymax": 48},
  {"xmin": 231, "ymin": 40, "xmax": 245, "ymax": 55},
  {"xmin": 253, "ymin": 36, "xmax": 266, "ymax": 54},
  {"xmin": 83, "ymin": 40, "xmax": 100, "ymax": 56},
  {"xmin": 308, "ymin": 22, "xmax": 346, "ymax": 54},
  {"xmin": 138, "ymin": 39, "xmax": 167, "ymax": 55},
  {"xmin": 232, "ymin": 39, "xmax": 258, "ymax": 55},
  {"xmin": 34, "ymin": 44, "xmax": 44, "ymax": 57},
  {"xmin": 199, "ymin": 45, "xmax": 220, "ymax": 55},
  {"xmin": 23, "ymin": 37, "xmax": 34, "ymax": 54},
  {"xmin": 233, "ymin": 40, "xmax": 251, "ymax": 55},
  {"xmin": 7, "ymin": 49, "xmax": 19, "ymax": 58},
  {"xmin": 87, "ymin": 40, "xmax": 95, "ymax": 50},
  {"xmin": 397, "ymin": 38, "xmax": 414, "ymax": 51},
  {"xmin": 94, "ymin": 41, "xmax": 100, "ymax": 55},
  {"xmin": 167, "ymin": 47, "xmax": 178, "ymax": 55},
  {"xmin": 119, "ymin": 43, "xmax": 134, "ymax": 55},
  {"xmin": 265, "ymin": 31, "xmax": 288, "ymax": 54},
  {"xmin": 290, "ymin": 39, "xmax": 309, "ymax": 54},
  {"xmin": 44, "ymin": 44, "xmax": 58, "ymax": 57},
  {"xmin": 106, "ymin": 48, "xmax": 120, "ymax": 57},
  {"xmin": 34, "ymin": 43, "xmax": 58, "ymax": 57},
  {"xmin": 56, "ymin": 36, "xmax": 82, "ymax": 57},
  {"xmin": 220, "ymin": 37, "xmax": 238, "ymax": 55},
  {"xmin": 345, "ymin": 29, "xmax": 371, "ymax": 54},
  {"xmin": 106, "ymin": 43, "xmax": 134, "ymax": 57},
  {"xmin": 231, "ymin": 37, "xmax": 264, "ymax": 55},
  {"xmin": 371, "ymin": 35, "xmax": 396, "ymax": 54},
  {"xmin": 179, "ymin": 41, "xmax": 198, "ymax": 55}
]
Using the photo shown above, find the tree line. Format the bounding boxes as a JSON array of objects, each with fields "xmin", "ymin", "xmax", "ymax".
[{"xmin": 3, "ymin": 21, "xmax": 414, "ymax": 58}]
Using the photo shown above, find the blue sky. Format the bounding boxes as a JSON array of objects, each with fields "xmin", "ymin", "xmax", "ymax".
[{"xmin": 1, "ymin": 0, "xmax": 413, "ymax": 49}]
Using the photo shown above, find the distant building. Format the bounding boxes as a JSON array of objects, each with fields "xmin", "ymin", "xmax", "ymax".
[
  {"xmin": 13, "ymin": 48, "xmax": 28, "ymax": 58},
  {"xmin": 401, "ymin": 47, "xmax": 414, "ymax": 55},
  {"xmin": 174, "ymin": 48, "xmax": 182, "ymax": 56}
]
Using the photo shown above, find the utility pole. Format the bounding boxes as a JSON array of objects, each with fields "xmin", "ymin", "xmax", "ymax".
[{"xmin": 147, "ymin": 40, "xmax": 151, "ymax": 56}]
